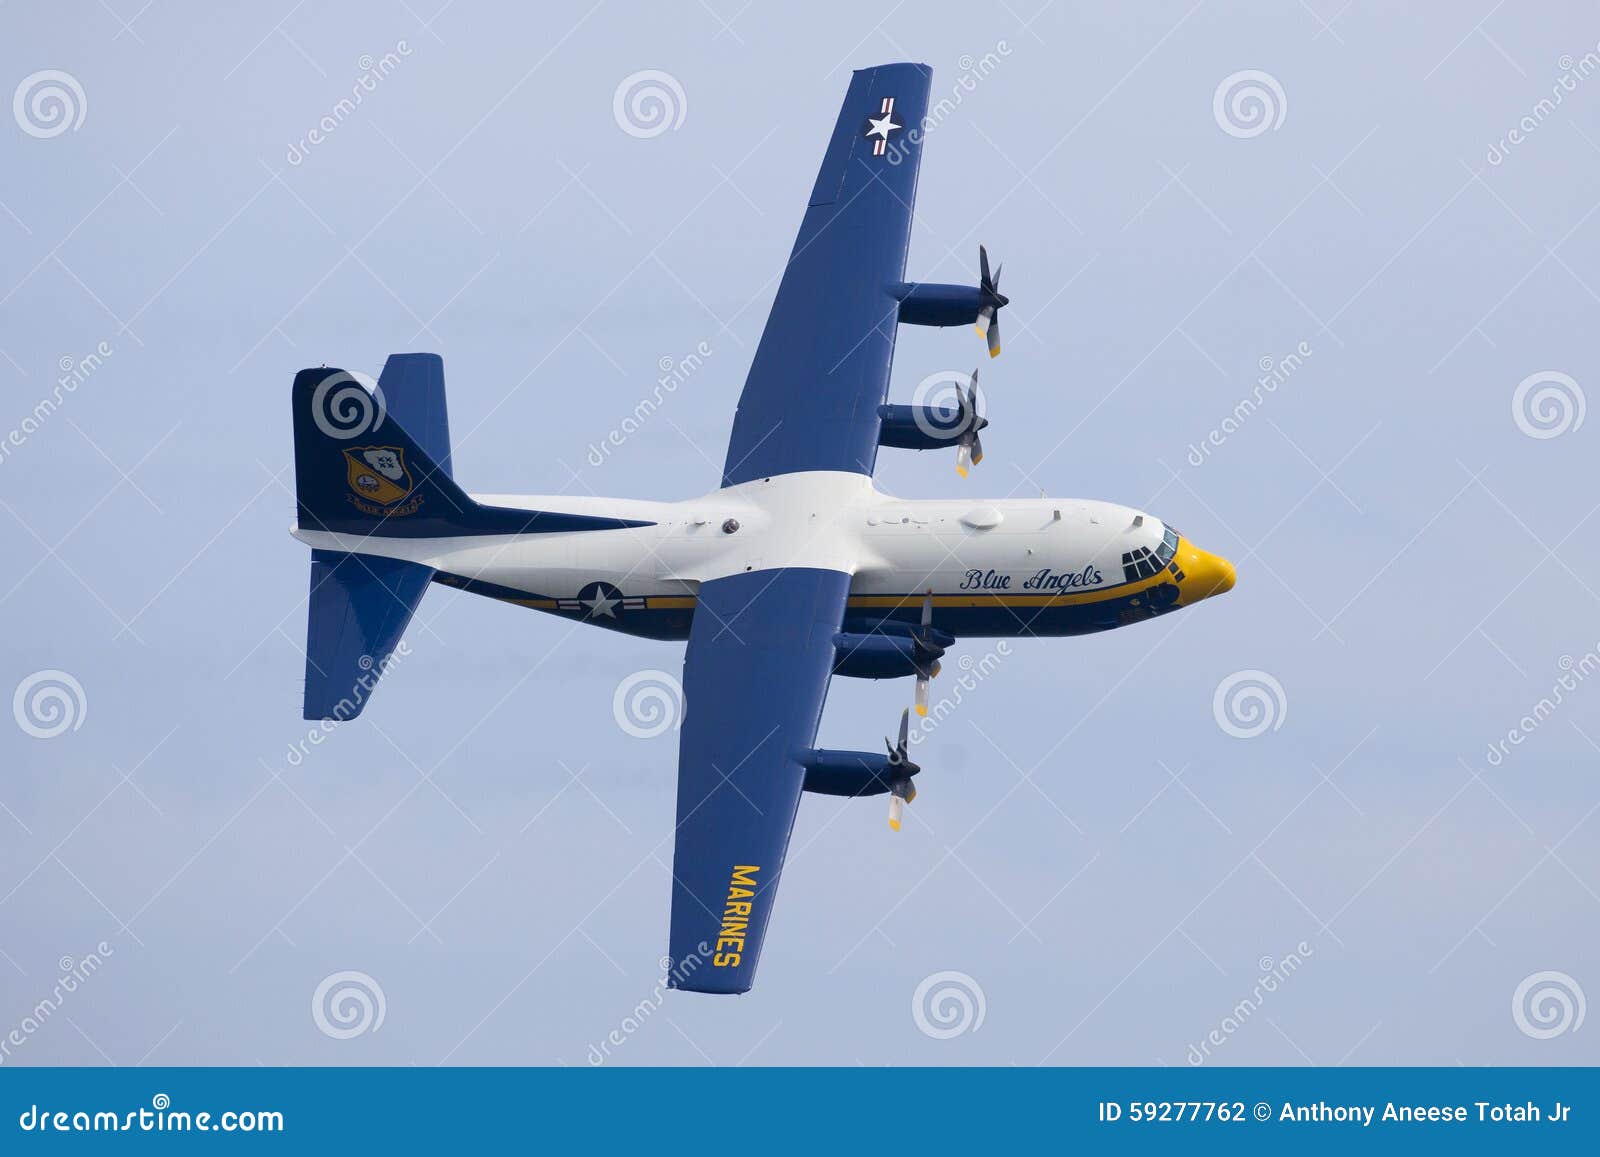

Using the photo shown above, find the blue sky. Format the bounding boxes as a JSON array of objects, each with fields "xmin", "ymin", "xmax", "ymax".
[{"xmin": 2, "ymin": 1, "xmax": 1598, "ymax": 1065}]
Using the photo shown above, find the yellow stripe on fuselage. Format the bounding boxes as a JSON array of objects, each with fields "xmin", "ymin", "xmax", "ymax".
[{"xmin": 478, "ymin": 544, "xmax": 1187, "ymax": 614}]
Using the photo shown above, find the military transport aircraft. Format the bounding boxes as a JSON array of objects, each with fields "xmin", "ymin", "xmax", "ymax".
[{"xmin": 288, "ymin": 63, "xmax": 1236, "ymax": 994}]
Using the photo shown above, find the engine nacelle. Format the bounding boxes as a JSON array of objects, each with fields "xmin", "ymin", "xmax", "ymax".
[
  {"xmin": 832, "ymin": 633, "xmax": 920, "ymax": 679},
  {"xmin": 890, "ymin": 281, "xmax": 983, "ymax": 327},
  {"xmin": 876, "ymin": 403, "xmax": 968, "ymax": 450},
  {"xmin": 800, "ymin": 749, "xmax": 898, "ymax": 797}
]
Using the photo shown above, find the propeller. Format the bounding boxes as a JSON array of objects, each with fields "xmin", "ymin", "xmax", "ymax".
[
  {"xmin": 953, "ymin": 368, "xmax": 988, "ymax": 478},
  {"xmin": 910, "ymin": 589, "xmax": 945, "ymax": 716},
  {"xmin": 974, "ymin": 244, "xmax": 1009, "ymax": 358},
  {"xmin": 884, "ymin": 707, "xmax": 921, "ymax": 832}
]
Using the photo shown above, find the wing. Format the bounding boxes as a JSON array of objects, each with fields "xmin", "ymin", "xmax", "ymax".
[
  {"xmin": 666, "ymin": 567, "xmax": 852, "ymax": 994},
  {"xmin": 721, "ymin": 63, "xmax": 932, "ymax": 486}
]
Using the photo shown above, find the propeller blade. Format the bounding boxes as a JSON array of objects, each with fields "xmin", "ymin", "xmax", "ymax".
[
  {"xmin": 887, "ymin": 775, "xmax": 917, "ymax": 832},
  {"xmin": 915, "ymin": 673, "xmax": 929, "ymax": 717},
  {"xmin": 955, "ymin": 438, "xmax": 972, "ymax": 478},
  {"xmin": 930, "ymin": 658, "xmax": 942, "ymax": 679},
  {"xmin": 897, "ymin": 706, "xmax": 910, "ymax": 752},
  {"xmin": 976, "ymin": 246, "xmax": 1006, "ymax": 356},
  {"xmin": 921, "ymin": 589, "xmax": 934, "ymax": 630},
  {"xmin": 970, "ymin": 430, "xmax": 984, "ymax": 467}
]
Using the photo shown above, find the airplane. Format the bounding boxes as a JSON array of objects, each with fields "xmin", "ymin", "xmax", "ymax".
[{"xmin": 287, "ymin": 62, "xmax": 1236, "ymax": 995}]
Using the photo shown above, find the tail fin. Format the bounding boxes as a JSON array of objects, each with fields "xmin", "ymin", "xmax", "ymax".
[
  {"xmin": 293, "ymin": 354, "xmax": 650, "ymax": 720},
  {"xmin": 291, "ymin": 359, "xmax": 647, "ymax": 539}
]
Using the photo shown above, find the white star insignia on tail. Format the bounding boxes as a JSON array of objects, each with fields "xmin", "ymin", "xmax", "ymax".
[{"xmin": 865, "ymin": 96, "xmax": 900, "ymax": 156}]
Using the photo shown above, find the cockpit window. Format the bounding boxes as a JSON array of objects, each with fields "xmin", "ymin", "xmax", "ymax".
[
  {"xmin": 1121, "ymin": 546, "xmax": 1162, "ymax": 581},
  {"xmin": 1156, "ymin": 526, "xmax": 1179, "ymax": 565},
  {"xmin": 1125, "ymin": 527, "xmax": 1182, "ymax": 583}
]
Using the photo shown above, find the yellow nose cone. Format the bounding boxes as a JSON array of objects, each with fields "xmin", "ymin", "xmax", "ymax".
[{"xmin": 1176, "ymin": 541, "xmax": 1236, "ymax": 606}]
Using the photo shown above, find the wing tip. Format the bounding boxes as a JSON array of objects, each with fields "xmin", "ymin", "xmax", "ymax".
[{"xmin": 853, "ymin": 61, "xmax": 932, "ymax": 75}]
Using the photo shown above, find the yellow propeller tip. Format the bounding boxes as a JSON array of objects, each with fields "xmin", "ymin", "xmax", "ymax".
[
  {"xmin": 955, "ymin": 466, "xmax": 968, "ymax": 478},
  {"xmin": 988, "ymin": 346, "xmax": 1001, "ymax": 358},
  {"xmin": 915, "ymin": 705, "xmax": 928, "ymax": 717},
  {"xmin": 973, "ymin": 324, "xmax": 985, "ymax": 337},
  {"xmin": 888, "ymin": 819, "xmax": 901, "ymax": 832}
]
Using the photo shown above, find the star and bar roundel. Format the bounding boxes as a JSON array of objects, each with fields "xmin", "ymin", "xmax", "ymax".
[
  {"xmin": 864, "ymin": 95, "xmax": 901, "ymax": 156},
  {"xmin": 558, "ymin": 580, "xmax": 646, "ymax": 620}
]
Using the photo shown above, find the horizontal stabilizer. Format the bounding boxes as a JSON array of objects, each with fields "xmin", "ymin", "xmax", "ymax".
[{"xmin": 303, "ymin": 549, "xmax": 431, "ymax": 721}]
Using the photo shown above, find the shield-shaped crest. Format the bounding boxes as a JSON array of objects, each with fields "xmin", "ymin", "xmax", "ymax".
[{"xmin": 344, "ymin": 446, "xmax": 414, "ymax": 507}]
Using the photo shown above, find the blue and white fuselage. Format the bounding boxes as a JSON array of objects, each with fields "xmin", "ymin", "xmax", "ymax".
[{"xmin": 291, "ymin": 470, "xmax": 1235, "ymax": 642}]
